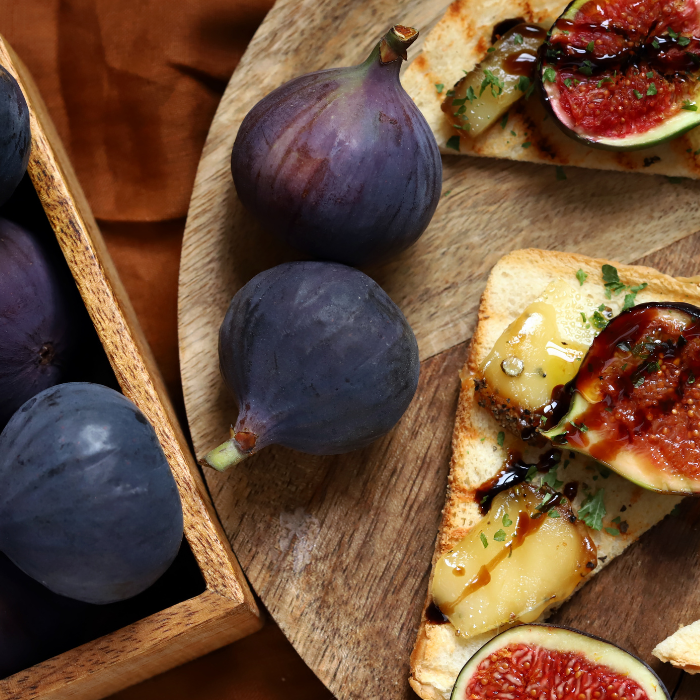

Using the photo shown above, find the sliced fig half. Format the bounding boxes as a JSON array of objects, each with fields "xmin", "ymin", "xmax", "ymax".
[
  {"xmin": 544, "ymin": 302, "xmax": 700, "ymax": 493},
  {"xmin": 539, "ymin": 0, "xmax": 700, "ymax": 149},
  {"xmin": 451, "ymin": 624, "xmax": 670, "ymax": 700}
]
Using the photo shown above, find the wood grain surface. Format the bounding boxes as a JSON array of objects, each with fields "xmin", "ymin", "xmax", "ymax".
[
  {"xmin": 0, "ymin": 35, "xmax": 261, "ymax": 700},
  {"xmin": 178, "ymin": 0, "xmax": 700, "ymax": 697}
]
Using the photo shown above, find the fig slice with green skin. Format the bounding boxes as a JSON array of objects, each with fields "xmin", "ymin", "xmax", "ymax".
[
  {"xmin": 451, "ymin": 624, "xmax": 670, "ymax": 700},
  {"xmin": 543, "ymin": 302, "xmax": 700, "ymax": 493},
  {"xmin": 539, "ymin": 0, "xmax": 700, "ymax": 150}
]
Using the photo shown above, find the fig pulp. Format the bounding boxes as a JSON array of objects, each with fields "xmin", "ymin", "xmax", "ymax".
[
  {"xmin": 451, "ymin": 624, "xmax": 670, "ymax": 700},
  {"xmin": 0, "ymin": 383, "xmax": 183, "ymax": 604},
  {"xmin": 544, "ymin": 302, "xmax": 700, "ymax": 493},
  {"xmin": 231, "ymin": 26, "xmax": 442, "ymax": 267},
  {"xmin": 0, "ymin": 67, "xmax": 29, "ymax": 206},
  {"xmin": 540, "ymin": 0, "xmax": 700, "ymax": 149},
  {"xmin": 0, "ymin": 218, "xmax": 76, "ymax": 429},
  {"xmin": 205, "ymin": 261, "xmax": 420, "ymax": 470}
]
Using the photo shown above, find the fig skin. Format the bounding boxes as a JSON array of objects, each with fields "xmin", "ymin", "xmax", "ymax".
[
  {"xmin": 0, "ymin": 218, "xmax": 75, "ymax": 430},
  {"xmin": 231, "ymin": 26, "xmax": 442, "ymax": 267},
  {"xmin": 207, "ymin": 261, "xmax": 420, "ymax": 470},
  {"xmin": 0, "ymin": 383, "xmax": 184, "ymax": 604},
  {"xmin": 0, "ymin": 67, "xmax": 30, "ymax": 206}
]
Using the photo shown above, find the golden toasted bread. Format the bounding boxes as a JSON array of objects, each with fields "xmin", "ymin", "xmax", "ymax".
[
  {"xmin": 653, "ymin": 620, "xmax": 700, "ymax": 674},
  {"xmin": 409, "ymin": 249, "xmax": 699, "ymax": 700}
]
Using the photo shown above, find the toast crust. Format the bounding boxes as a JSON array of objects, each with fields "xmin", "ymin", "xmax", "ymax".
[
  {"xmin": 653, "ymin": 620, "xmax": 700, "ymax": 674},
  {"xmin": 409, "ymin": 249, "xmax": 699, "ymax": 700}
]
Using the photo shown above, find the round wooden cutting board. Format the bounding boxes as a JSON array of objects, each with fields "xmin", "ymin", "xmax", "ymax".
[{"xmin": 178, "ymin": 0, "xmax": 700, "ymax": 697}]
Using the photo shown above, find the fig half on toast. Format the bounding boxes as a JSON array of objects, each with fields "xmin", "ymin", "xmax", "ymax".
[
  {"xmin": 451, "ymin": 624, "xmax": 669, "ymax": 700},
  {"xmin": 544, "ymin": 302, "xmax": 700, "ymax": 493}
]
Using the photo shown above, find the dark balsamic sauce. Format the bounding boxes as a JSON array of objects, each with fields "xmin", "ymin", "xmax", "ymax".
[
  {"xmin": 491, "ymin": 17, "xmax": 526, "ymax": 44},
  {"xmin": 564, "ymin": 481, "xmax": 579, "ymax": 500},
  {"xmin": 425, "ymin": 601, "xmax": 450, "ymax": 624},
  {"xmin": 503, "ymin": 51, "xmax": 539, "ymax": 75}
]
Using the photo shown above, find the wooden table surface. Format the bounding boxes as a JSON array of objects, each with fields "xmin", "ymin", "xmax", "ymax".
[{"xmin": 177, "ymin": 0, "xmax": 700, "ymax": 698}]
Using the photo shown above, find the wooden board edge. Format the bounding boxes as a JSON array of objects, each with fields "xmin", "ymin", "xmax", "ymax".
[
  {"xmin": 0, "ymin": 35, "xmax": 258, "ymax": 614},
  {"xmin": 0, "ymin": 590, "xmax": 262, "ymax": 700}
]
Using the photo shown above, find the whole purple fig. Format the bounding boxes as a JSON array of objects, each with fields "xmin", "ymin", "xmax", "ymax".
[
  {"xmin": 231, "ymin": 26, "xmax": 442, "ymax": 267},
  {"xmin": 204, "ymin": 261, "xmax": 420, "ymax": 470},
  {"xmin": 0, "ymin": 218, "xmax": 75, "ymax": 428},
  {"xmin": 0, "ymin": 67, "xmax": 30, "ymax": 207}
]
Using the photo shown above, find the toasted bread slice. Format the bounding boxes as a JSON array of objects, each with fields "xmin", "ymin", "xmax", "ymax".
[
  {"xmin": 402, "ymin": 0, "xmax": 700, "ymax": 178},
  {"xmin": 409, "ymin": 249, "xmax": 700, "ymax": 700},
  {"xmin": 653, "ymin": 620, "xmax": 700, "ymax": 674}
]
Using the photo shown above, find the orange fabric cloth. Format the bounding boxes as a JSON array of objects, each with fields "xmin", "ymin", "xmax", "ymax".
[{"xmin": 0, "ymin": 2, "xmax": 332, "ymax": 698}]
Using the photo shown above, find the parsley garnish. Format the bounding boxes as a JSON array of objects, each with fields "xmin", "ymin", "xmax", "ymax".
[
  {"xmin": 480, "ymin": 69, "xmax": 504, "ymax": 98},
  {"xmin": 500, "ymin": 111, "xmax": 509, "ymax": 129},
  {"xmin": 579, "ymin": 60, "xmax": 594, "ymax": 76},
  {"xmin": 573, "ymin": 422, "xmax": 589, "ymax": 432},
  {"xmin": 503, "ymin": 513, "xmax": 512, "ymax": 527},
  {"xmin": 683, "ymin": 100, "xmax": 698, "ymax": 111},
  {"xmin": 576, "ymin": 269, "xmax": 587, "ymax": 286},
  {"xmin": 487, "ymin": 47, "xmax": 496, "ymax": 53},
  {"xmin": 652, "ymin": 38, "xmax": 660, "ymax": 49},
  {"xmin": 632, "ymin": 374, "xmax": 645, "ymax": 388},
  {"xmin": 580, "ymin": 311, "xmax": 587, "ymax": 324},
  {"xmin": 480, "ymin": 532, "xmax": 488, "ymax": 548},
  {"xmin": 543, "ymin": 470, "xmax": 563, "ymax": 490},
  {"xmin": 548, "ymin": 510, "xmax": 561, "ymax": 518},
  {"xmin": 586, "ymin": 40, "xmax": 595, "ymax": 52},
  {"xmin": 446, "ymin": 135, "xmax": 461, "ymax": 151},
  {"xmin": 556, "ymin": 166, "xmax": 567, "ymax": 181},
  {"xmin": 451, "ymin": 97, "xmax": 467, "ymax": 106},
  {"xmin": 493, "ymin": 529, "xmax": 506, "ymax": 542},
  {"xmin": 647, "ymin": 71, "xmax": 654, "ymax": 79},
  {"xmin": 597, "ymin": 77, "xmax": 613, "ymax": 88},
  {"xmin": 497, "ymin": 431, "xmax": 505, "ymax": 447},
  {"xmin": 590, "ymin": 311, "xmax": 608, "ymax": 330},
  {"xmin": 679, "ymin": 35, "xmax": 691, "ymax": 46},
  {"xmin": 602, "ymin": 264, "xmax": 626, "ymax": 295},
  {"xmin": 647, "ymin": 83, "xmax": 657, "ymax": 96},
  {"xmin": 668, "ymin": 28, "xmax": 679, "ymax": 39},
  {"xmin": 466, "ymin": 86, "xmax": 476, "ymax": 102},
  {"xmin": 435, "ymin": 83, "xmax": 444, "ymax": 94},
  {"xmin": 605, "ymin": 526, "xmax": 620, "ymax": 536},
  {"xmin": 525, "ymin": 465, "xmax": 538, "ymax": 482},
  {"xmin": 514, "ymin": 33, "xmax": 524, "ymax": 44},
  {"xmin": 536, "ymin": 493, "xmax": 554, "ymax": 511},
  {"xmin": 689, "ymin": 372, "xmax": 696, "ymax": 385},
  {"xmin": 543, "ymin": 66, "xmax": 557, "ymax": 83},
  {"xmin": 564, "ymin": 78, "xmax": 573, "ymax": 88},
  {"xmin": 522, "ymin": 141, "xmax": 532, "ymax": 148},
  {"xmin": 634, "ymin": 89, "xmax": 644, "ymax": 99},
  {"xmin": 578, "ymin": 489, "xmax": 606, "ymax": 530},
  {"xmin": 446, "ymin": 89, "xmax": 455, "ymax": 97},
  {"xmin": 517, "ymin": 76, "xmax": 535, "ymax": 98}
]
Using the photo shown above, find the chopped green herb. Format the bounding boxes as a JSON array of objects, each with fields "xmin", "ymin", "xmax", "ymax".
[
  {"xmin": 525, "ymin": 465, "xmax": 538, "ymax": 482},
  {"xmin": 632, "ymin": 374, "xmax": 645, "ymax": 388},
  {"xmin": 647, "ymin": 83, "xmax": 657, "ymax": 96},
  {"xmin": 647, "ymin": 361, "xmax": 660, "ymax": 373},
  {"xmin": 652, "ymin": 38, "xmax": 660, "ymax": 49},
  {"xmin": 446, "ymin": 135, "xmax": 461, "ymax": 151},
  {"xmin": 689, "ymin": 372, "xmax": 696, "ymax": 385},
  {"xmin": 602, "ymin": 264, "xmax": 627, "ymax": 296},
  {"xmin": 487, "ymin": 46, "xmax": 496, "ymax": 52},
  {"xmin": 597, "ymin": 77, "xmax": 613, "ymax": 88},
  {"xmin": 683, "ymin": 100, "xmax": 698, "ymax": 111},
  {"xmin": 605, "ymin": 526, "xmax": 620, "ymax": 536},
  {"xmin": 500, "ymin": 111, "xmax": 509, "ymax": 129},
  {"xmin": 481, "ymin": 494, "xmax": 489, "ymax": 504},
  {"xmin": 493, "ymin": 529, "xmax": 506, "ymax": 541},
  {"xmin": 556, "ymin": 165, "xmax": 567, "ymax": 181},
  {"xmin": 435, "ymin": 83, "xmax": 444, "ymax": 94},
  {"xmin": 576, "ymin": 269, "xmax": 587, "ymax": 286},
  {"xmin": 543, "ymin": 66, "xmax": 557, "ymax": 83},
  {"xmin": 543, "ymin": 470, "xmax": 563, "ymax": 491},
  {"xmin": 480, "ymin": 532, "xmax": 488, "ymax": 548},
  {"xmin": 633, "ymin": 89, "xmax": 644, "ymax": 99},
  {"xmin": 680, "ymin": 35, "xmax": 691, "ymax": 46},
  {"xmin": 548, "ymin": 509, "xmax": 561, "ymax": 518},
  {"xmin": 579, "ymin": 60, "xmax": 594, "ymax": 76},
  {"xmin": 573, "ymin": 422, "xmax": 589, "ymax": 432},
  {"xmin": 522, "ymin": 141, "xmax": 532, "ymax": 149},
  {"xmin": 442, "ymin": 190, "xmax": 452, "ymax": 197},
  {"xmin": 497, "ymin": 431, "xmax": 505, "ymax": 447},
  {"xmin": 647, "ymin": 71, "xmax": 654, "ymax": 79},
  {"xmin": 451, "ymin": 97, "xmax": 468, "ymax": 106},
  {"xmin": 466, "ymin": 86, "xmax": 476, "ymax": 102},
  {"xmin": 510, "ymin": 129, "xmax": 517, "ymax": 136},
  {"xmin": 514, "ymin": 33, "xmax": 524, "ymax": 44},
  {"xmin": 536, "ymin": 493, "xmax": 554, "ymax": 511},
  {"xmin": 581, "ymin": 311, "xmax": 587, "ymax": 324},
  {"xmin": 517, "ymin": 76, "xmax": 534, "ymax": 98},
  {"xmin": 564, "ymin": 78, "xmax": 573, "ymax": 88},
  {"xmin": 586, "ymin": 40, "xmax": 595, "ymax": 52},
  {"xmin": 612, "ymin": 516, "xmax": 621, "ymax": 524},
  {"xmin": 590, "ymin": 311, "xmax": 608, "ymax": 330},
  {"xmin": 503, "ymin": 513, "xmax": 513, "ymax": 527},
  {"xmin": 668, "ymin": 27, "xmax": 679, "ymax": 39},
  {"xmin": 455, "ymin": 105, "xmax": 467, "ymax": 115},
  {"xmin": 480, "ymin": 69, "xmax": 504, "ymax": 98},
  {"xmin": 694, "ymin": 148, "xmax": 700, "ymax": 156},
  {"xmin": 578, "ymin": 489, "xmax": 606, "ymax": 530},
  {"xmin": 480, "ymin": 437, "xmax": 486, "ymax": 442},
  {"xmin": 446, "ymin": 89, "xmax": 455, "ymax": 97}
]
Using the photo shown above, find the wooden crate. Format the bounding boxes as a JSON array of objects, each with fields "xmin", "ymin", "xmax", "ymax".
[{"xmin": 0, "ymin": 35, "xmax": 262, "ymax": 700}]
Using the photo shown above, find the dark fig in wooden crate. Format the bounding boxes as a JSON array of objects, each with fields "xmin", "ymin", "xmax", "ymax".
[
  {"xmin": 231, "ymin": 25, "xmax": 442, "ymax": 267},
  {"xmin": 0, "ymin": 218, "xmax": 76, "ymax": 429},
  {"xmin": 206, "ymin": 261, "xmax": 420, "ymax": 470},
  {"xmin": 0, "ymin": 383, "xmax": 183, "ymax": 604},
  {"xmin": 0, "ymin": 67, "xmax": 29, "ymax": 205}
]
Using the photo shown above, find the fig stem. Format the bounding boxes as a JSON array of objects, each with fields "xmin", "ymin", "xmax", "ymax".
[
  {"xmin": 203, "ymin": 437, "xmax": 250, "ymax": 471},
  {"xmin": 379, "ymin": 25, "xmax": 419, "ymax": 64}
]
